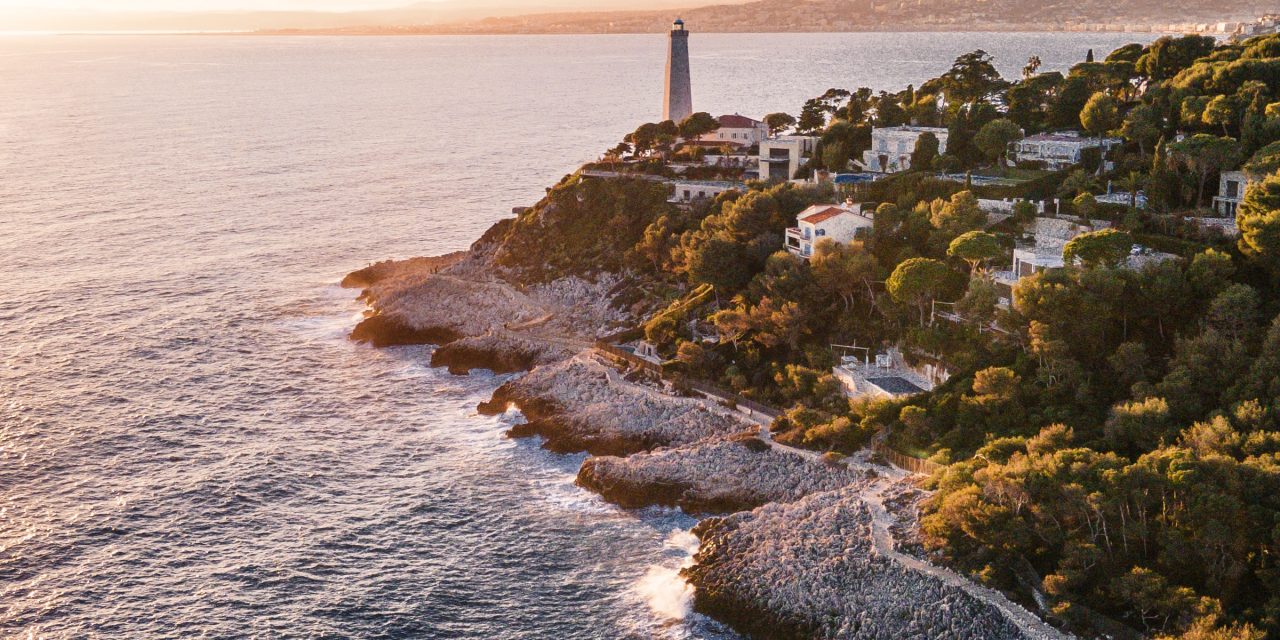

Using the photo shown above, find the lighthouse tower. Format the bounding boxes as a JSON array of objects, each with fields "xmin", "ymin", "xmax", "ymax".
[{"xmin": 663, "ymin": 18, "xmax": 693, "ymax": 123}]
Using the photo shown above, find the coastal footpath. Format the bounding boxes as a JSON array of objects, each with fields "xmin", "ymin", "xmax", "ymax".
[{"xmin": 343, "ymin": 242, "xmax": 1071, "ymax": 639}]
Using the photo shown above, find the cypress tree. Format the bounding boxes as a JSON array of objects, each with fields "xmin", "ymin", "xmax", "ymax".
[{"xmin": 1147, "ymin": 138, "xmax": 1176, "ymax": 212}]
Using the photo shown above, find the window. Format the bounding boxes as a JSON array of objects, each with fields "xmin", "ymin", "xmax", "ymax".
[
  {"xmin": 1227, "ymin": 180, "xmax": 1240, "ymax": 198},
  {"xmin": 816, "ymin": 228, "xmax": 826, "ymax": 236}
]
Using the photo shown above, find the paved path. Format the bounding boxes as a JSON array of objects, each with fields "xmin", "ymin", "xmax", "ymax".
[
  {"xmin": 862, "ymin": 477, "xmax": 1072, "ymax": 640},
  {"xmin": 578, "ymin": 343, "xmax": 1067, "ymax": 639}
]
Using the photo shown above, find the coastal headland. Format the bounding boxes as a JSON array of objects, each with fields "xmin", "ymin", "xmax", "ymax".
[
  {"xmin": 344, "ymin": 29, "xmax": 1280, "ymax": 638},
  {"xmin": 342, "ymin": 223, "xmax": 1068, "ymax": 639}
]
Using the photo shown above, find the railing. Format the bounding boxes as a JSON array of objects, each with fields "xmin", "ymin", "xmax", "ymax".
[
  {"xmin": 685, "ymin": 379, "xmax": 783, "ymax": 419},
  {"xmin": 594, "ymin": 340, "xmax": 662, "ymax": 374}
]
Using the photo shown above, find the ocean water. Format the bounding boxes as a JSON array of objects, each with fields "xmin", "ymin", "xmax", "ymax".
[{"xmin": 0, "ymin": 32, "xmax": 1146, "ymax": 638}]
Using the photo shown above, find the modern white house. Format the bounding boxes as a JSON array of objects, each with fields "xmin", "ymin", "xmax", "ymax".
[
  {"xmin": 785, "ymin": 201, "xmax": 874, "ymax": 259},
  {"xmin": 859, "ymin": 126, "xmax": 950, "ymax": 173},
  {"xmin": 992, "ymin": 217, "xmax": 1175, "ymax": 301},
  {"xmin": 1010, "ymin": 132, "xmax": 1122, "ymax": 171},
  {"xmin": 1213, "ymin": 170, "xmax": 1252, "ymax": 218},
  {"xmin": 699, "ymin": 114, "xmax": 769, "ymax": 148},
  {"xmin": 668, "ymin": 180, "xmax": 743, "ymax": 206},
  {"xmin": 759, "ymin": 135, "xmax": 818, "ymax": 182},
  {"xmin": 994, "ymin": 217, "xmax": 1110, "ymax": 286}
]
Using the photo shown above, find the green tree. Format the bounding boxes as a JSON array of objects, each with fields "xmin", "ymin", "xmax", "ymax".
[
  {"xmin": 933, "ymin": 154, "xmax": 962, "ymax": 174},
  {"xmin": 1080, "ymin": 93, "xmax": 1121, "ymax": 174},
  {"xmin": 811, "ymin": 239, "xmax": 879, "ymax": 311},
  {"xmin": 1109, "ymin": 566, "xmax": 1200, "ymax": 633},
  {"xmin": 763, "ymin": 112, "xmax": 796, "ymax": 137},
  {"xmin": 796, "ymin": 98, "xmax": 827, "ymax": 134},
  {"xmin": 1022, "ymin": 55, "xmax": 1041, "ymax": 80},
  {"xmin": 940, "ymin": 50, "xmax": 1005, "ymax": 105},
  {"xmin": 628, "ymin": 122, "xmax": 660, "ymax": 155},
  {"xmin": 1236, "ymin": 173, "xmax": 1280, "ymax": 269},
  {"xmin": 1147, "ymin": 138, "xmax": 1179, "ymax": 211},
  {"xmin": 1202, "ymin": 95, "xmax": 1236, "ymax": 136},
  {"xmin": 911, "ymin": 132, "xmax": 940, "ymax": 171},
  {"xmin": 973, "ymin": 118, "xmax": 1023, "ymax": 170},
  {"xmin": 1136, "ymin": 34, "xmax": 1216, "ymax": 81},
  {"xmin": 1121, "ymin": 103, "xmax": 1163, "ymax": 157},
  {"xmin": 677, "ymin": 112, "xmax": 721, "ymax": 140},
  {"xmin": 947, "ymin": 230, "xmax": 1003, "ymax": 273},
  {"xmin": 821, "ymin": 140, "xmax": 850, "ymax": 172},
  {"xmin": 1063, "ymin": 228, "xmax": 1133, "ymax": 268},
  {"xmin": 1169, "ymin": 134, "xmax": 1244, "ymax": 208},
  {"xmin": 1106, "ymin": 396, "xmax": 1173, "ymax": 455},
  {"xmin": 887, "ymin": 257, "xmax": 952, "ymax": 325},
  {"xmin": 1072, "ymin": 192, "xmax": 1099, "ymax": 219},
  {"xmin": 687, "ymin": 236, "xmax": 753, "ymax": 292},
  {"xmin": 1243, "ymin": 141, "xmax": 1280, "ymax": 177}
]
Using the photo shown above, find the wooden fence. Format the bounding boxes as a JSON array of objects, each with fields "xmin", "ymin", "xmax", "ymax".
[{"xmin": 873, "ymin": 441, "xmax": 944, "ymax": 476}]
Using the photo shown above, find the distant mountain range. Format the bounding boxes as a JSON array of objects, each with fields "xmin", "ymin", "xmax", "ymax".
[
  {"xmin": 3, "ymin": 0, "xmax": 1272, "ymax": 34},
  {"xmin": 370, "ymin": 0, "xmax": 1278, "ymax": 35},
  {"xmin": 0, "ymin": 1, "xmax": 710, "ymax": 32}
]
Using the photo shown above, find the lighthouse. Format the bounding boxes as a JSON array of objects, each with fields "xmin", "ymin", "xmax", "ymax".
[{"xmin": 663, "ymin": 18, "xmax": 693, "ymax": 123}]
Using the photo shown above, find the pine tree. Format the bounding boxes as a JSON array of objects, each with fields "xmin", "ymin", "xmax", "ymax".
[{"xmin": 1241, "ymin": 95, "xmax": 1268, "ymax": 157}]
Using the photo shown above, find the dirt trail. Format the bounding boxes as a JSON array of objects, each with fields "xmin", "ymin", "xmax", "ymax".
[{"xmin": 863, "ymin": 477, "xmax": 1073, "ymax": 640}]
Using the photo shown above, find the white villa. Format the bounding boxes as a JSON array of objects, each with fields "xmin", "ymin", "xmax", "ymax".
[
  {"xmin": 785, "ymin": 201, "xmax": 874, "ymax": 259},
  {"xmin": 1011, "ymin": 132, "xmax": 1122, "ymax": 171},
  {"xmin": 859, "ymin": 126, "xmax": 950, "ymax": 173},
  {"xmin": 1213, "ymin": 170, "xmax": 1253, "ymax": 218},
  {"xmin": 668, "ymin": 180, "xmax": 743, "ymax": 206},
  {"xmin": 993, "ymin": 217, "xmax": 1175, "ymax": 300},
  {"xmin": 699, "ymin": 114, "xmax": 769, "ymax": 148},
  {"xmin": 759, "ymin": 135, "xmax": 818, "ymax": 182}
]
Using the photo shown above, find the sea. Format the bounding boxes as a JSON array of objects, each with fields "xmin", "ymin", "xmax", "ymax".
[{"xmin": 0, "ymin": 31, "xmax": 1146, "ymax": 639}]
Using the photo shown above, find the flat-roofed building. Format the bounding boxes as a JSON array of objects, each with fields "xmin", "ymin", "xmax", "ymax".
[{"xmin": 758, "ymin": 135, "xmax": 818, "ymax": 182}]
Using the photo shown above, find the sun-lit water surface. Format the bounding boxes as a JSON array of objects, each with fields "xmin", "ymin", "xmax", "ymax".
[{"xmin": 0, "ymin": 32, "xmax": 1148, "ymax": 638}]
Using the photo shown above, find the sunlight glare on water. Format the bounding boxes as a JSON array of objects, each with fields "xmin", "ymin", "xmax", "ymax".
[{"xmin": 0, "ymin": 31, "xmax": 1146, "ymax": 638}]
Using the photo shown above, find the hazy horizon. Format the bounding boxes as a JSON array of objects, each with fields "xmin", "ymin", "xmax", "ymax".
[{"xmin": 0, "ymin": 0, "xmax": 734, "ymax": 32}]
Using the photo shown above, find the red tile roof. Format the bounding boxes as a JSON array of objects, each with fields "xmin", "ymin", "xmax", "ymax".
[
  {"xmin": 799, "ymin": 206, "xmax": 849, "ymax": 224},
  {"xmin": 718, "ymin": 114, "xmax": 762, "ymax": 128}
]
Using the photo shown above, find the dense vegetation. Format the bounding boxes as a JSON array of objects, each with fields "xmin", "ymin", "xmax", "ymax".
[{"xmin": 500, "ymin": 32, "xmax": 1280, "ymax": 639}]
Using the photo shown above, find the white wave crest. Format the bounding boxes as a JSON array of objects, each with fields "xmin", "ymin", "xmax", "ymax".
[{"xmin": 635, "ymin": 565, "xmax": 695, "ymax": 621}]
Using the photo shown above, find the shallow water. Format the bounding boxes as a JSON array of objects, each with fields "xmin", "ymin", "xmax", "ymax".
[{"xmin": 0, "ymin": 32, "xmax": 1147, "ymax": 638}]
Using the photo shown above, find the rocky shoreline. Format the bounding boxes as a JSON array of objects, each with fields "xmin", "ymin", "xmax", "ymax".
[
  {"xmin": 684, "ymin": 487, "xmax": 1033, "ymax": 640},
  {"xmin": 480, "ymin": 355, "xmax": 755, "ymax": 456},
  {"xmin": 577, "ymin": 434, "xmax": 869, "ymax": 513},
  {"xmin": 343, "ymin": 252, "xmax": 1070, "ymax": 640}
]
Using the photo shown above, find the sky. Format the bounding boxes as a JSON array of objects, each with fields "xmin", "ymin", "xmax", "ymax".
[{"xmin": 0, "ymin": 0, "xmax": 423, "ymax": 9}]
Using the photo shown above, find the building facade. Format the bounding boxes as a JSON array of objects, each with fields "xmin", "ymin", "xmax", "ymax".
[
  {"xmin": 699, "ymin": 114, "xmax": 769, "ymax": 148},
  {"xmin": 860, "ymin": 126, "xmax": 950, "ymax": 173},
  {"xmin": 758, "ymin": 135, "xmax": 818, "ymax": 182},
  {"xmin": 784, "ymin": 201, "xmax": 874, "ymax": 259},
  {"xmin": 1011, "ymin": 132, "xmax": 1122, "ymax": 171},
  {"xmin": 668, "ymin": 180, "xmax": 743, "ymax": 206},
  {"xmin": 1213, "ymin": 170, "xmax": 1252, "ymax": 218}
]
